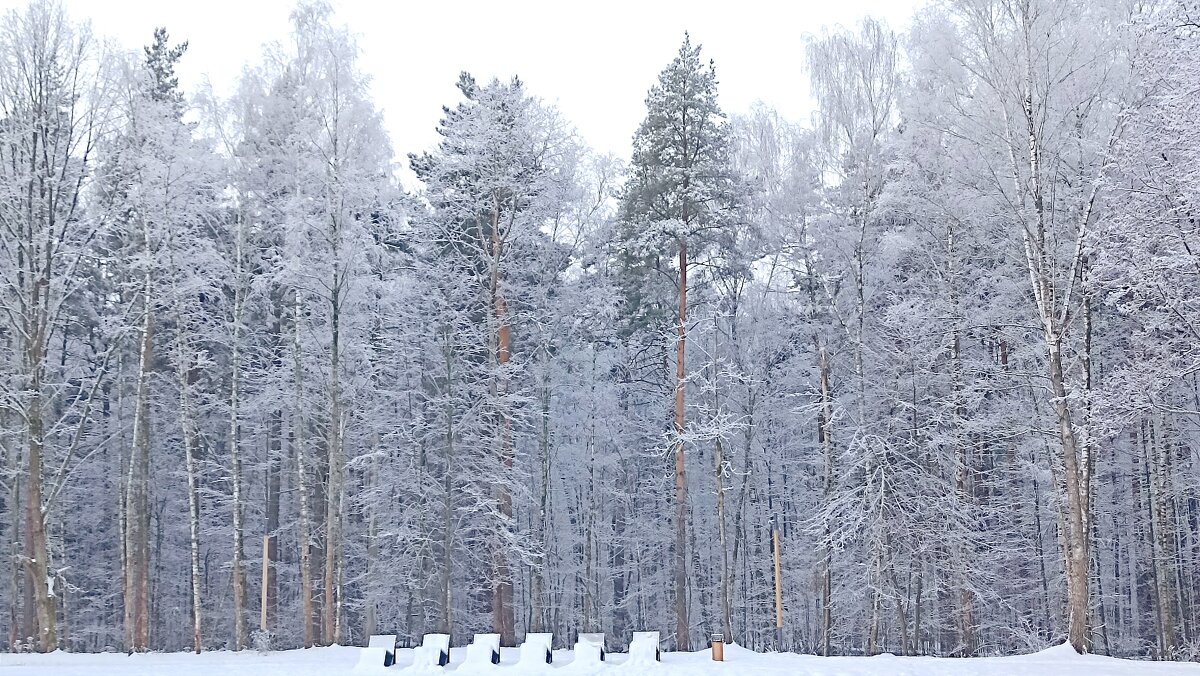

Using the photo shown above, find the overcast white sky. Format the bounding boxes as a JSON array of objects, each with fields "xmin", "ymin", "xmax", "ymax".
[{"xmin": 5, "ymin": 0, "xmax": 921, "ymax": 171}]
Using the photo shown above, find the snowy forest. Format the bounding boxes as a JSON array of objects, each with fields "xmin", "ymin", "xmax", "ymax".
[{"xmin": 2, "ymin": 0, "xmax": 1200, "ymax": 663}]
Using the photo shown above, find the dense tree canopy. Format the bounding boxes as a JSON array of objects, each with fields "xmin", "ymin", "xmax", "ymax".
[{"xmin": 1, "ymin": 0, "xmax": 1199, "ymax": 663}]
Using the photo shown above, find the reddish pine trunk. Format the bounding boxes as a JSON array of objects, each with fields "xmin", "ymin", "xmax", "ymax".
[
  {"xmin": 490, "ymin": 199, "xmax": 516, "ymax": 646},
  {"xmin": 673, "ymin": 238, "xmax": 690, "ymax": 651}
]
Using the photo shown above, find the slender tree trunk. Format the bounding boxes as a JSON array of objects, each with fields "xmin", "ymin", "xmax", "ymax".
[
  {"xmin": 945, "ymin": 224, "xmax": 976, "ymax": 656},
  {"xmin": 440, "ymin": 329, "xmax": 455, "ymax": 641},
  {"xmin": 322, "ymin": 345, "xmax": 342, "ymax": 645},
  {"xmin": 1150, "ymin": 412, "xmax": 1178, "ymax": 654},
  {"xmin": 716, "ymin": 435, "xmax": 732, "ymax": 642},
  {"xmin": 229, "ymin": 224, "xmax": 248, "ymax": 651},
  {"xmin": 293, "ymin": 295, "xmax": 315, "ymax": 648},
  {"xmin": 530, "ymin": 361, "xmax": 552, "ymax": 633},
  {"xmin": 176, "ymin": 316, "xmax": 204, "ymax": 653},
  {"xmin": 323, "ymin": 208, "xmax": 345, "ymax": 646},
  {"xmin": 673, "ymin": 237, "xmax": 691, "ymax": 652},
  {"xmin": 867, "ymin": 539, "xmax": 882, "ymax": 655},
  {"xmin": 818, "ymin": 344, "xmax": 834, "ymax": 656},
  {"xmin": 124, "ymin": 233, "xmax": 153, "ymax": 652},
  {"xmin": 1007, "ymin": 15, "xmax": 1093, "ymax": 648},
  {"xmin": 21, "ymin": 249, "xmax": 57, "ymax": 652},
  {"xmin": 4, "ymin": 415, "xmax": 23, "ymax": 648},
  {"xmin": 488, "ymin": 199, "xmax": 516, "ymax": 645},
  {"xmin": 913, "ymin": 572, "xmax": 923, "ymax": 655},
  {"xmin": 584, "ymin": 488, "xmax": 596, "ymax": 632},
  {"xmin": 1140, "ymin": 421, "xmax": 1167, "ymax": 654},
  {"xmin": 24, "ymin": 386, "xmax": 55, "ymax": 652},
  {"xmin": 442, "ymin": 412, "xmax": 454, "ymax": 639},
  {"xmin": 365, "ymin": 441, "xmax": 379, "ymax": 639},
  {"xmin": 1030, "ymin": 449, "xmax": 1053, "ymax": 640},
  {"xmin": 728, "ymin": 379, "xmax": 754, "ymax": 649},
  {"xmin": 264, "ymin": 404, "xmax": 282, "ymax": 634}
]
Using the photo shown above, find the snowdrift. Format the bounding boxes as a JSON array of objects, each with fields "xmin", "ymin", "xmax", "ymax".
[{"xmin": 4, "ymin": 642, "xmax": 1200, "ymax": 676}]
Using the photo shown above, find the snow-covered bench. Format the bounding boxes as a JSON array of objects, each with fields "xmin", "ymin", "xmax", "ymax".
[
  {"xmin": 627, "ymin": 631, "xmax": 661, "ymax": 666},
  {"xmin": 411, "ymin": 633, "xmax": 450, "ymax": 668},
  {"xmin": 573, "ymin": 632, "xmax": 605, "ymax": 665},
  {"xmin": 463, "ymin": 633, "xmax": 501, "ymax": 667},
  {"xmin": 518, "ymin": 632, "xmax": 554, "ymax": 665},
  {"xmin": 367, "ymin": 634, "xmax": 398, "ymax": 667}
]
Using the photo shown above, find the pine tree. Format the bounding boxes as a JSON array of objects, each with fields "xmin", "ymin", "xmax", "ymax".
[
  {"xmin": 411, "ymin": 71, "xmax": 577, "ymax": 646},
  {"xmin": 621, "ymin": 33, "xmax": 742, "ymax": 651}
]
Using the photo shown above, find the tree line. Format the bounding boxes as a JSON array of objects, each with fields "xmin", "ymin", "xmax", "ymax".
[{"xmin": 2, "ymin": 0, "xmax": 1200, "ymax": 661}]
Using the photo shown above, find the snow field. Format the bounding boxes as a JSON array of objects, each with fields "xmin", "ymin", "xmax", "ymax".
[{"xmin": 5, "ymin": 643, "xmax": 1200, "ymax": 676}]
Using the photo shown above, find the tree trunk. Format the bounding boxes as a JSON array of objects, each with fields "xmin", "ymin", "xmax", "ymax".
[
  {"xmin": 1150, "ymin": 412, "xmax": 1178, "ymax": 654},
  {"xmin": 489, "ymin": 196, "xmax": 516, "ymax": 645},
  {"xmin": 441, "ymin": 331, "xmax": 455, "ymax": 641},
  {"xmin": 673, "ymin": 237, "xmax": 691, "ymax": 652},
  {"xmin": 365, "ymin": 442, "xmax": 379, "ymax": 640},
  {"xmin": 124, "ymin": 244, "xmax": 153, "ymax": 652},
  {"xmin": 441, "ymin": 466, "xmax": 453, "ymax": 639},
  {"xmin": 176, "ymin": 322, "xmax": 204, "ymax": 653},
  {"xmin": 22, "ymin": 253, "xmax": 56, "ymax": 652},
  {"xmin": 716, "ymin": 435, "xmax": 732, "ymax": 642},
  {"xmin": 229, "ymin": 225, "xmax": 248, "ymax": 651},
  {"xmin": 24, "ymin": 384, "xmax": 55, "ymax": 652},
  {"xmin": 530, "ymin": 363, "xmax": 553, "ymax": 633},
  {"xmin": 264, "ymin": 405, "xmax": 282, "ymax": 634},
  {"xmin": 293, "ymin": 295, "xmax": 315, "ymax": 649},
  {"xmin": 1010, "ymin": 11, "xmax": 1094, "ymax": 647},
  {"xmin": 323, "ymin": 214, "xmax": 345, "ymax": 646},
  {"xmin": 322, "ymin": 350, "xmax": 342, "ymax": 645},
  {"xmin": 4, "ymin": 414, "xmax": 24, "ymax": 648},
  {"xmin": 818, "ymin": 344, "xmax": 834, "ymax": 656},
  {"xmin": 1048, "ymin": 342, "xmax": 1090, "ymax": 652}
]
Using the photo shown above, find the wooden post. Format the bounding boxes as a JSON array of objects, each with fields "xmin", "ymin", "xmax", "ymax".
[
  {"xmin": 711, "ymin": 633, "xmax": 724, "ymax": 661},
  {"xmin": 771, "ymin": 515, "xmax": 784, "ymax": 650},
  {"xmin": 261, "ymin": 535, "xmax": 270, "ymax": 633}
]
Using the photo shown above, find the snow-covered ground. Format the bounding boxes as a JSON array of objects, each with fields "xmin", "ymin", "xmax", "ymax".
[{"xmin": 4, "ymin": 642, "xmax": 1200, "ymax": 676}]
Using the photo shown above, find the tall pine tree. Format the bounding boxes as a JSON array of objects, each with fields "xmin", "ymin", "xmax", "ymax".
[{"xmin": 621, "ymin": 34, "xmax": 742, "ymax": 651}]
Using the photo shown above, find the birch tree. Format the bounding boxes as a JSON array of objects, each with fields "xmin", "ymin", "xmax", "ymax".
[
  {"xmin": 908, "ymin": 0, "xmax": 1133, "ymax": 651},
  {"xmin": 98, "ymin": 27, "xmax": 199, "ymax": 653},
  {"xmin": 0, "ymin": 0, "xmax": 112, "ymax": 652},
  {"xmin": 236, "ymin": 1, "xmax": 395, "ymax": 645}
]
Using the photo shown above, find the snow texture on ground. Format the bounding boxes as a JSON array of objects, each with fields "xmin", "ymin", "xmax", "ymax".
[{"xmin": 4, "ymin": 642, "xmax": 1200, "ymax": 675}]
